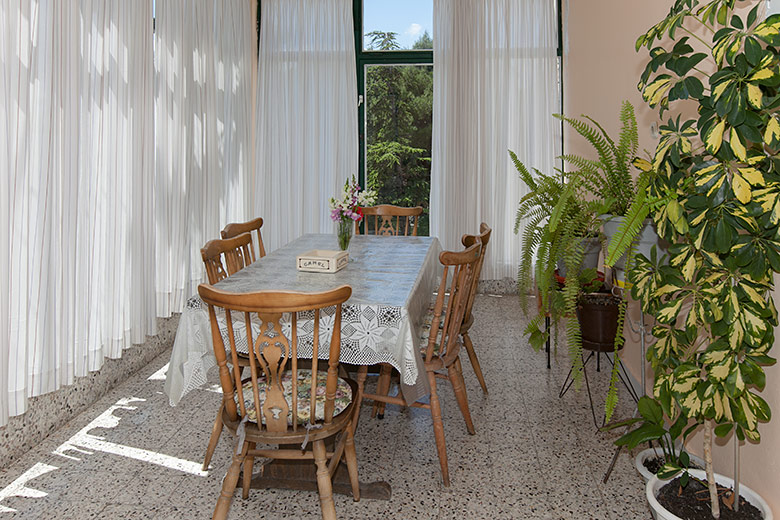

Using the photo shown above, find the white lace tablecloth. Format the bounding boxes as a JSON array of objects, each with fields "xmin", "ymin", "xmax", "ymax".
[{"xmin": 164, "ymin": 234, "xmax": 442, "ymax": 406}]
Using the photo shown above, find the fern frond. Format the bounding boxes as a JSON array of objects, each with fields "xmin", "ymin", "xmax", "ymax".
[
  {"xmin": 566, "ymin": 315, "xmax": 584, "ymax": 387},
  {"xmin": 583, "ymin": 115, "xmax": 619, "ymax": 174},
  {"xmin": 559, "ymin": 154, "xmax": 603, "ymax": 175},
  {"xmin": 605, "ymin": 174, "xmax": 651, "ymax": 266},
  {"xmin": 549, "ymin": 182, "xmax": 576, "ymax": 233},
  {"xmin": 509, "ymin": 150, "xmax": 538, "ymax": 192},
  {"xmin": 604, "ymin": 298, "xmax": 628, "ymax": 422},
  {"xmin": 517, "ymin": 210, "xmax": 548, "ymax": 311},
  {"xmin": 555, "ymin": 114, "xmax": 616, "ymax": 173},
  {"xmin": 616, "ymin": 100, "xmax": 639, "ymax": 177}
]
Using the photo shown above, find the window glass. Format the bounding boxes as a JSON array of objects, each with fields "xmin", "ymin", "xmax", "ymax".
[
  {"xmin": 362, "ymin": 0, "xmax": 433, "ymax": 50},
  {"xmin": 365, "ymin": 64, "xmax": 433, "ymax": 235}
]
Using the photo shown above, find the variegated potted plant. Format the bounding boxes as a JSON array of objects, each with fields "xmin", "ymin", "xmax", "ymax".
[{"xmin": 608, "ymin": 1, "xmax": 780, "ymax": 518}]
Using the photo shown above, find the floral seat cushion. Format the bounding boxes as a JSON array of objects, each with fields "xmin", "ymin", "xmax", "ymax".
[{"xmin": 234, "ymin": 369, "xmax": 352, "ymax": 425}]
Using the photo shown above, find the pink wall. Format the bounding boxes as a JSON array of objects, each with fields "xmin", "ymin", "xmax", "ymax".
[{"xmin": 563, "ymin": 0, "xmax": 779, "ymax": 515}]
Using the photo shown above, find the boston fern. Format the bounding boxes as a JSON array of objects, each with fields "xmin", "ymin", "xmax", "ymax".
[
  {"xmin": 556, "ymin": 100, "xmax": 640, "ymax": 217},
  {"xmin": 612, "ymin": 1, "xmax": 780, "ymax": 517},
  {"xmin": 512, "ymin": 152, "xmax": 607, "ymax": 366},
  {"xmin": 513, "ymin": 102, "xmax": 641, "ymax": 421}
]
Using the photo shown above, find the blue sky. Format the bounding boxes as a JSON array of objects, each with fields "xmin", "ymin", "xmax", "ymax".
[{"xmin": 362, "ymin": 0, "xmax": 433, "ymax": 49}]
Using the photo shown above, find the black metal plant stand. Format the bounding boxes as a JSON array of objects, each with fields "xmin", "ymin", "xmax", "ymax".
[
  {"xmin": 545, "ymin": 315, "xmax": 551, "ymax": 369},
  {"xmin": 558, "ymin": 349, "xmax": 641, "ymax": 428}
]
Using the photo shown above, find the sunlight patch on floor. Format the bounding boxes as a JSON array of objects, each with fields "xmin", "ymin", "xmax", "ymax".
[
  {"xmin": 0, "ymin": 394, "xmax": 208, "ymax": 514},
  {"xmin": 0, "ymin": 463, "xmax": 58, "ymax": 513}
]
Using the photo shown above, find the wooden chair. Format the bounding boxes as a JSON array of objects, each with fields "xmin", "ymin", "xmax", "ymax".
[
  {"xmin": 201, "ymin": 233, "xmax": 254, "ymax": 284},
  {"xmin": 199, "ymin": 284, "xmax": 359, "ymax": 520},
  {"xmin": 199, "ymin": 232, "xmax": 254, "ymax": 471},
  {"xmin": 370, "ymin": 224, "xmax": 492, "ymax": 419},
  {"xmin": 459, "ymin": 222, "xmax": 492, "ymax": 393},
  {"xmin": 221, "ymin": 217, "xmax": 266, "ymax": 263},
  {"xmin": 354, "ymin": 205, "xmax": 423, "ymax": 236},
  {"xmin": 356, "ymin": 242, "xmax": 482, "ymax": 487}
]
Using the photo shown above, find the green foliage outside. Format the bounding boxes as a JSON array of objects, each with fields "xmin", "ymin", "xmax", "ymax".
[{"xmin": 364, "ymin": 32, "xmax": 433, "ymax": 235}]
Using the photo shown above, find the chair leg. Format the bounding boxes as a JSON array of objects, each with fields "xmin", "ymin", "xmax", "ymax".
[
  {"xmin": 462, "ymin": 332, "xmax": 488, "ymax": 393},
  {"xmin": 427, "ymin": 371, "xmax": 450, "ymax": 487},
  {"xmin": 313, "ymin": 439, "xmax": 337, "ymax": 520},
  {"xmin": 352, "ymin": 366, "xmax": 368, "ymax": 436},
  {"xmin": 242, "ymin": 442, "xmax": 255, "ymax": 499},
  {"xmin": 449, "ymin": 357, "xmax": 475, "ymax": 435},
  {"xmin": 343, "ymin": 426, "xmax": 361, "ymax": 502},
  {"xmin": 212, "ymin": 442, "xmax": 246, "ymax": 520},
  {"xmin": 203, "ymin": 406, "xmax": 224, "ymax": 471},
  {"xmin": 372, "ymin": 364, "xmax": 393, "ymax": 419}
]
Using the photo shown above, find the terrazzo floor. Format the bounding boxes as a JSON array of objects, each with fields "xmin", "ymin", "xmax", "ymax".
[{"xmin": 0, "ymin": 294, "xmax": 651, "ymax": 519}]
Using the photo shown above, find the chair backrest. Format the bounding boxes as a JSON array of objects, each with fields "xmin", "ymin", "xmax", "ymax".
[
  {"xmin": 200, "ymin": 233, "xmax": 254, "ymax": 284},
  {"xmin": 424, "ymin": 242, "xmax": 481, "ymax": 363},
  {"xmin": 355, "ymin": 205, "xmax": 423, "ymax": 236},
  {"xmin": 221, "ymin": 217, "xmax": 266, "ymax": 263},
  {"xmin": 198, "ymin": 284, "xmax": 352, "ymax": 432},
  {"xmin": 461, "ymin": 222, "xmax": 492, "ymax": 323}
]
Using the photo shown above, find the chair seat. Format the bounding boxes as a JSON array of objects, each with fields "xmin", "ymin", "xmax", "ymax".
[{"xmin": 235, "ymin": 369, "xmax": 353, "ymax": 425}]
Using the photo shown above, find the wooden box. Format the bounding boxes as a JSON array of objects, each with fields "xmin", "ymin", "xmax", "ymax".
[{"xmin": 296, "ymin": 250, "xmax": 349, "ymax": 273}]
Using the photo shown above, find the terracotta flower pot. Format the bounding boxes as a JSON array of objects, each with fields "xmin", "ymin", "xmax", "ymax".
[{"xmin": 576, "ymin": 292, "xmax": 621, "ymax": 353}]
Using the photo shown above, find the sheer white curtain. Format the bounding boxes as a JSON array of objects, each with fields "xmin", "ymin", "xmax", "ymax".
[
  {"xmin": 254, "ymin": 0, "xmax": 358, "ymax": 252},
  {"xmin": 0, "ymin": 0, "xmax": 156, "ymax": 426},
  {"xmin": 430, "ymin": 0, "xmax": 560, "ymax": 280},
  {"xmin": 154, "ymin": 0, "xmax": 257, "ymax": 315}
]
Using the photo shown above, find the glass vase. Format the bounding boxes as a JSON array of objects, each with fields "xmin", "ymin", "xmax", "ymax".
[{"xmin": 337, "ymin": 218, "xmax": 353, "ymax": 251}]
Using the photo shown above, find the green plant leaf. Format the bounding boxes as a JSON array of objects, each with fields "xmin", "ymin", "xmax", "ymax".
[
  {"xmin": 714, "ymin": 423, "xmax": 733, "ymax": 437},
  {"xmin": 679, "ymin": 451, "xmax": 690, "ymax": 468},
  {"xmin": 658, "ymin": 463, "xmax": 682, "ymax": 480},
  {"xmin": 638, "ymin": 396, "xmax": 664, "ymax": 424},
  {"xmin": 549, "ymin": 182, "xmax": 575, "ymax": 232},
  {"xmin": 705, "ymin": 120, "xmax": 726, "ymax": 154},
  {"xmin": 744, "ymin": 37, "xmax": 762, "ymax": 67},
  {"xmin": 616, "ymin": 424, "xmax": 666, "ymax": 449}
]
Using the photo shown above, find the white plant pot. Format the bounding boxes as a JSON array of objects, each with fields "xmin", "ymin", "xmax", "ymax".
[
  {"xmin": 647, "ymin": 469, "xmax": 774, "ymax": 520},
  {"xmin": 602, "ymin": 216, "xmax": 664, "ymax": 287},
  {"xmin": 556, "ymin": 237, "xmax": 601, "ymax": 278},
  {"xmin": 635, "ymin": 447, "xmax": 706, "ymax": 484}
]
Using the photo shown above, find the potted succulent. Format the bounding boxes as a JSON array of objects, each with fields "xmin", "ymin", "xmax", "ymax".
[{"xmin": 609, "ymin": 1, "xmax": 780, "ymax": 518}]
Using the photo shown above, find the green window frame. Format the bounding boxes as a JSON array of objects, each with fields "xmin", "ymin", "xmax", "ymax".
[{"xmin": 352, "ymin": 0, "xmax": 433, "ymax": 188}]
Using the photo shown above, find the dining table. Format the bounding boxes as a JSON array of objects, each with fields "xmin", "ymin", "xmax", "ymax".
[{"xmin": 163, "ymin": 232, "xmax": 443, "ymax": 498}]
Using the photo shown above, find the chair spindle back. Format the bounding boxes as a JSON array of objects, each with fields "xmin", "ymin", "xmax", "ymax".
[
  {"xmin": 461, "ymin": 222, "xmax": 492, "ymax": 322},
  {"xmin": 355, "ymin": 205, "xmax": 424, "ymax": 236},
  {"xmin": 198, "ymin": 285, "xmax": 352, "ymax": 432},
  {"xmin": 424, "ymin": 242, "xmax": 481, "ymax": 363},
  {"xmin": 221, "ymin": 217, "xmax": 266, "ymax": 263},
  {"xmin": 201, "ymin": 233, "xmax": 254, "ymax": 284}
]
